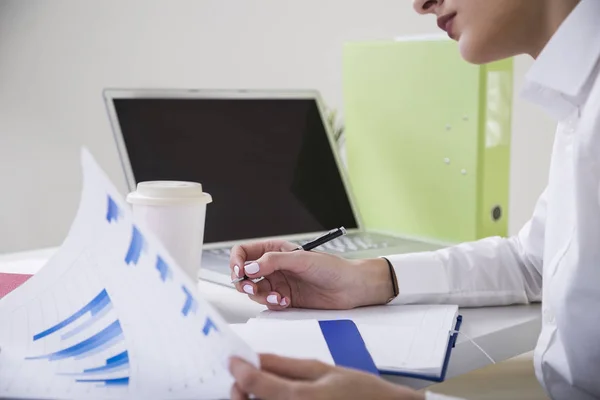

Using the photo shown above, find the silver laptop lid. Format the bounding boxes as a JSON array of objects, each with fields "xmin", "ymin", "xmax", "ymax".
[{"xmin": 103, "ymin": 89, "xmax": 363, "ymax": 245}]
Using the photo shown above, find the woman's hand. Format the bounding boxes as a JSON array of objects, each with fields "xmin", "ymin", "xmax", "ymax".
[
  {"xmin": 229, "ymin": 354, "xmax": 424, "ymax": 400},
  {"xmin": 229, "ymin": 240, "xmax": 394, "ymax": 310}
]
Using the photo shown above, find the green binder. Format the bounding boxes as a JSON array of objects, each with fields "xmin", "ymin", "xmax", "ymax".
[{"xmin": 342, "ymin": 38, "xmax": 513, "ymax": 243}]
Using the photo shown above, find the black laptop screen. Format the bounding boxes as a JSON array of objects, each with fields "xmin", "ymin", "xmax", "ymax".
[{"xmin": 112, "ymin": 96, "xmax": 358, "ymax": 243}]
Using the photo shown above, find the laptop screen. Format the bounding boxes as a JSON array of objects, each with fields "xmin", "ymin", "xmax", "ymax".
[{"xmin": 111, "ymin": 96, "xmax": 359, "ymax": 243}]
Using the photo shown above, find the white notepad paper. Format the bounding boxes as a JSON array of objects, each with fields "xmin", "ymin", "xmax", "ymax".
[
  {"xmin": 230, "ymin": 320, "xmax": 335, "ymax": 366},
  {"xmin": 251, "ymin": 304, "xmax": 459, "ymax": 377}
]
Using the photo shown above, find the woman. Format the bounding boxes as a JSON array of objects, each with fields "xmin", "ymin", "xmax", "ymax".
[{"xmin": 228, "ymin": 0, "xmax": 600, "ymax": 399}]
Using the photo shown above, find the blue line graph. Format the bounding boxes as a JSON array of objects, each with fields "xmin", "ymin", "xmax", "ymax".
[
  {"xmin": 33, "ymin": 290, "xmax": 111, "ymax": 341},
  {"xmin": 59, "ymin": 351, "xmax": 129, "ymax": 376},
  {"xmin": 106, "ymin": 351, "xmax": 128, "ymax": 367},
  {"xmin": 156, "ymin": 256, "xmax": 172, "ymax": 282},
  {"xmin": 106, "ymin": 195, "xmax": 121, "ymax": 223},
  {"xmin": 76, "ymin": 377, "xmax": 129, "ymax": 386},
  {"xmin": 26, "ymin": 287, "xmax": 130, "ymax": 387},
  {"xmin": 82, "ymin": 351, "xmax": 129, "ymax": 374},
  {"xmin": 27, "ymin": 320, "xmax": 123, "ymax": 361},
  {"xmin": 125, "ymin": 226, "xmax": 145, "ymax": 265},
  {"xmin": 61, "ymin": 301, "xmax": 113, "ymax": 340},
  {"xmin": 73, "ymin": 332, "xmax": 123, "ymax": 360}
]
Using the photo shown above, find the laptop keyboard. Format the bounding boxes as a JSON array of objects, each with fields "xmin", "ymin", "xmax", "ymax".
[{"xmin": 203, "ymin": 232, "xmax": 401, "ymax": 271}]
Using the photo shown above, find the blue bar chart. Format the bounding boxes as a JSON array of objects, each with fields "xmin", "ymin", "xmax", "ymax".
[{"xmin": 26, "ymin": 289, "xmax": 130, "ymax": 387}]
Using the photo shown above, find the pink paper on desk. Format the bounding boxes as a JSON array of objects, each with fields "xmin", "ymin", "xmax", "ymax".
[{"xmin": 0, "ymin": 273, "xmax": 32, "ymax": 299}]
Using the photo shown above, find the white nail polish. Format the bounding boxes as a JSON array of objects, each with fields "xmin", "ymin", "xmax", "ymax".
[
  {"xmin": 280, "ymin": 298, "xmax": 287, "ymax": 306},
  {"xmin": 234, "ymin": 265, "xmax": 240, "ymax": 277},
  {"xmin": 245, "ymin": 262, "xmax": 260, "ymax": 275},
  {"xmin": 243, "ymin": 285, "xmax": 254, "ymax": 295},
  {"xmin": 267, "ymin": 295, "xmax": 278, "ymax": 304}
]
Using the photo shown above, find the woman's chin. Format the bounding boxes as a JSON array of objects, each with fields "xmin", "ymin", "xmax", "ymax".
[{"xmin": 458, "ymin": 35, "xmax": 498, "ymax": 65}]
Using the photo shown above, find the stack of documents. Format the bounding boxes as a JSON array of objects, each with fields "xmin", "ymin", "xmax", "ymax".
[{"xmin": 232, "ymin": 304, "xmax": 461, "ymax": 382}]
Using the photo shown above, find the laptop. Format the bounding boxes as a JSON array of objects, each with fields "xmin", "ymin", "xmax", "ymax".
[{"xmin": 103, "ymin": 89, "xmax": 442, "ymax": 287}]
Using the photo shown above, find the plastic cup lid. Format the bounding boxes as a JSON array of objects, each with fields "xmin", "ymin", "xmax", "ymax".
[{"xmin": 126, "ymin": 181, "xmax": 212, "ymax": 206}]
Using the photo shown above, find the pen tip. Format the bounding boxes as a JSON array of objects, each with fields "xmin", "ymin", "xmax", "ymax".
[{"xmin": 340, "ymin": 226, "xmax": 347, "ymax": 235}]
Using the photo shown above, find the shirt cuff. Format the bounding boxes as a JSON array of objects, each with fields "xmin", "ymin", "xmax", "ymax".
[
  {"xmin": 384, "ymin": 252, "xmax": 451, "ymax": 304},
  {"xmin": 425, "ymin": 391, "xmax": 466, "ymax": 400}
]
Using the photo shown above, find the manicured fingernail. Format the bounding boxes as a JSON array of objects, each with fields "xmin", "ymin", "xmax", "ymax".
[
  {"xmin": 234, "ymin": 265, "xmax": 240, "ymax": 277},
  {"xmin": 280, "ymin": 298, "xmax": 287, "ymax": 306},
  {"xmin": 267, "ymin": 294, "xmax": 278, "ymax": 304},
  {"xmin": 245, "ymin": 262, "xmax": 260, "ymax": 275},
  {"xmin": 243, "ymin": 285, "xmax": 254, "ymax": 295}
]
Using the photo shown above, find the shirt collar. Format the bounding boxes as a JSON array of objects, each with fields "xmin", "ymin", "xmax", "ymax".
[{"xmin": 521, "ymin": 0, "xmax": 600, "ymax": 120}]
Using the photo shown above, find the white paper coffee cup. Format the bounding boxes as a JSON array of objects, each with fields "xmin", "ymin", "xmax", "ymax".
[{"xmin": 126, "ymin": 181, "xmax": 212, "ymax": 281}]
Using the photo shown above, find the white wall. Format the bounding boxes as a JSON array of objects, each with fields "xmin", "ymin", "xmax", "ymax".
[{"xmin": 0, "ymin": 0, "xmax": 555, "ymax": 253}]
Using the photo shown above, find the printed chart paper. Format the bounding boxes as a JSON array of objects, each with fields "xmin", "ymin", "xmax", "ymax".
[{"xmin": 0, "ymin": 149, "xmax": 257, "ymax": 399}]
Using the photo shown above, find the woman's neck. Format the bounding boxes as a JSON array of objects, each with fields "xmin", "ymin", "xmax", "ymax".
[{"xmin": 530, "ymin": 0, "xmax": 581, "ymax": 59}]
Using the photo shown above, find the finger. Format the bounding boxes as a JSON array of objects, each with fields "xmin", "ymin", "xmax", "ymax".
[
  {"xmin": 240, "ymin": 281, "xmax": 257, "ymax": 296},
  {"xmin": 248, "ymin": 290, "xmax": 283, "ymax": 306},
  {"xmin": 255, "ymin": 296, "xmax": 290, "ymax": 310},
  {"xmin": 236, "ymin": 277, "xmax": 273, "ymax": 298},
  {"xmin": 259, "ymin": 271, "xmax": 292, "ymax": 308},
  {"xmin": 248, "ymin": 284, "xmax": 291, "ymax": 308},
  {"xmin": 231, "ymin": 261, "xmax": 256, "ymax": 289},
  {"xmin": 229, "ymin": 356, "xmax": 292, "ymax": 400},
  {"xmin": 232, "ymin": 272, "xmax": 246, "ymax": 293},
  {"xmin": 244, "ymin": 251, "xmax": 313, "ymax": 280},
  {"xmin": 266, "ymin": 296, "xmax": 290, "ymax": 310},
  {"xmin": 230, "ymin": 261, "xmax": 244, "ymax": 283},
  {"xmin": 246, "ymin": 279, "xmax": 276, "ymax": 304},
  {"xmin": 233, "ymin": 264, "xmax": 242, "ymax": 279},
  {"xmin": 247, "ymin": 278, "xmax": 285, "ymax": 306},
  {"xmin": 230, "ymin": 383, "xmax": 248, "ymax": 400},
  {"xmin": 232, "ymin": 270, "xmax": 265, "ymax": 294},
  {"xmin": 261, "ymin": 292, "xmax": 291, "ymax": 309},
  {"xmin": 259, "ymin": 354, "xmax": 330, "ymax": 380},
  {"xmin": 230, "ymin": 241, "xmax": 297, "ymax": 275},
  {"xmin": 265, "ymin": 291, "xmax": 282, "ymax": 306}
]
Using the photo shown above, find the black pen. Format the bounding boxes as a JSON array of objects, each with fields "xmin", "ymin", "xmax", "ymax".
[{"xmin": 231, "ymin": 226, "xmax": 347, "ymax": 284}]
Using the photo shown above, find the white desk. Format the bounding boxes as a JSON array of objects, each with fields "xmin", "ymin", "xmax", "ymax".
[{"xmin": 0, "ymin": 247, "xmax": 542, "ymax": 389}]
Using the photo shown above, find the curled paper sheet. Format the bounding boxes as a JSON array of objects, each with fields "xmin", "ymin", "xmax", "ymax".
[{"xmin": 0, "ymin": 148, "xmax": 257, "ymax": 400}]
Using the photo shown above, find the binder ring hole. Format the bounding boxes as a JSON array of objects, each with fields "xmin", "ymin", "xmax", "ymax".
[{"xmin": 492, "ymin": 206, "xmax": 502, "ymax": 222}]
